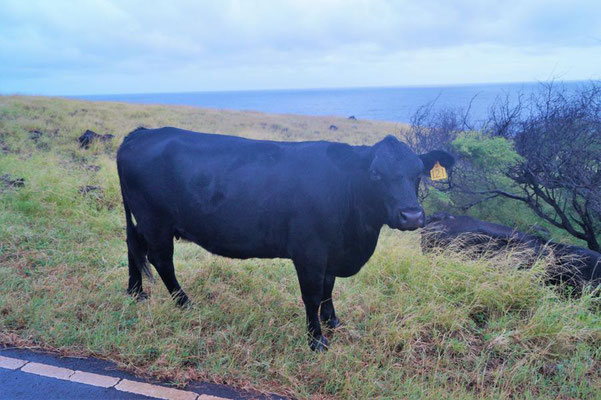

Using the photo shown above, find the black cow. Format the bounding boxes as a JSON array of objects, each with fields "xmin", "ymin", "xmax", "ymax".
[
  {"xmin": 117, "ymin": 127, "xmax": 454, "ymax": 351},
  {"xmin": 421, "ymin": 213, "xmax": 601, "ymax": 290},
  {"xmin": 545, "ymin": 243, "xmax": 601, "ymax": 289},
  {"xmin": 421, "ymin": 213, "xmax": 543, "ymax": 256}
]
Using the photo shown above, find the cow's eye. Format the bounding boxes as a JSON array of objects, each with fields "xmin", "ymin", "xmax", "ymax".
[{"xmin": 370, "ymin": 170, "xmax": 382, "ymax": 181}]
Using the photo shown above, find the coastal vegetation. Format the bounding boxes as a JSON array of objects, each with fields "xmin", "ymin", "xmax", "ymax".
[
  {"xmin": 411, "ymin": 81, "xmax": 601, "ymax": 252},
  {"xmin": 1, "ymin": 95, "xmax": 601, "ymax": 399}
]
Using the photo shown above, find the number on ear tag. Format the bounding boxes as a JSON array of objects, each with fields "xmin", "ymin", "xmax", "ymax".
[{"xmin": 430, "ymin": 161, "xmax": 448, "ymax": 181}]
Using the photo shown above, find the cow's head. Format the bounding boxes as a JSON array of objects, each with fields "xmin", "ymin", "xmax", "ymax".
[{"xmin": 369, "ymin": 135, "xmax": 454, "ymax": 231}]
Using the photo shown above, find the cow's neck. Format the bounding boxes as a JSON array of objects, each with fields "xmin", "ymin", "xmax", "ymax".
[
  {"xmin": 352, "ymin": 146, "xmax": 386, "ymax": 221},
  {"xmin": 348, "ymin": 175, "xmax": 386, "ymax": 241},
  {"xmin": 355, "ymin": 186, "xmax": 386, "ymax": 231},
  {"xmin": 326, "ymin": 177, "xmax": 384, "ymax": 276}
]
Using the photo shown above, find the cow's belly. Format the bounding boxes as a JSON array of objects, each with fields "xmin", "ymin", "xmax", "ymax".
[
  {"xmin": 175, "ymin": 206, "xmax": 291, "ymax": 260},
  {"xmin": 195, "ymin": 229, "xmax": 287, "ymax": 259},
  {"xmin": 197, "ymin": 240, "xmax": 284, "ymax": 259}
]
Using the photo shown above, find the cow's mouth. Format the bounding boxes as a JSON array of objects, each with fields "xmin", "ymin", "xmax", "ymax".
[
  {"xmin": 392, "ymin": 223, "xmax": 422, "ymax": 231},
  {"xmin": 390, "ymin": 209, "xmax": 425, "ymax": 231}
]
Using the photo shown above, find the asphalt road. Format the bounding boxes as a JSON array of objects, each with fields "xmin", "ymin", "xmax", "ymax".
[
  {"xmin": 0, "ymin": 347, "xmax": 284, "ymax": 400},
  {"xmin": 0, "ymin": 367, "xmax": 154, "ymax": 400}
]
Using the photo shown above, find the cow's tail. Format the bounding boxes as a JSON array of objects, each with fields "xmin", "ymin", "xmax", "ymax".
[{"xmin": 123, "ymin": 200, "xmax": 153, "ymax": 281}]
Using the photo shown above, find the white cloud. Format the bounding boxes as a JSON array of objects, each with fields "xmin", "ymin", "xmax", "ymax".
[{"xmin": 1, "ymin": 0, "xmax": 600, "ymax": 94}]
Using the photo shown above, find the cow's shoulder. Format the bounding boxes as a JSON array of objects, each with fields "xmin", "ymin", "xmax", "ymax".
[{"xmin": 326, "ymin": 142, "xmax": 370, "ymax": 171}]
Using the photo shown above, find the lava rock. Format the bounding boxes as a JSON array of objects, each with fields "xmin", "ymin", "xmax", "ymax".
[
  {"xmin": 78, "ymin": 130, "xmax": 114, "ymax": 149},
  {"xmin": 79, "ymin": 185, "xmax": 102, "ymax": 195},
  {"xmin": 29, "ymin": 129, "xmax": 44, "ymax": 141},
  {"xmin": 0, "ymin": 174, "xmax": 25, "ymax": 190}
]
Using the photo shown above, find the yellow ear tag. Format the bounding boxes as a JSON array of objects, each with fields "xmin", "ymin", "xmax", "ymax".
[{"xmin": 430, "ymin": 161, "xmax": 448, "ymax": 181}]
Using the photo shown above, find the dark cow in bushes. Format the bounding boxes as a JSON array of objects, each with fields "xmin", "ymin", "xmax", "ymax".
[
  {"xmin": 117, "ymin": 127, "xmax": 454, "ymax": 351},
  {"xmin": 421, "ymin": 212, "xmax": 544, "ymax": 255},
  {"xmin": 421, "ymin": 213, "xmax": 601, "ymax": 290},
  {"xmin": 545, "ymin": 243, "xmax": 601, "ymax": 289}
]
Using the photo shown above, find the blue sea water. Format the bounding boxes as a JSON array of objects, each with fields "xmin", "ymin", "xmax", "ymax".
[{"xmin": 74, "ymin": 81, "xmax": 585, "ymax": 123}]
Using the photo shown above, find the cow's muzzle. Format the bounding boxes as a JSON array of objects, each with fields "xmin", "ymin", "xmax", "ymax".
[{"xmin": 396, "ymin": 208, "xmax": 425, "ymax": 231}]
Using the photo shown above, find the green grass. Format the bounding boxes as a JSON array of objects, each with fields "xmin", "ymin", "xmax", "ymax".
[{"xmin": 1, "ymin": 95, "xmax": 601, "ymax": 399}]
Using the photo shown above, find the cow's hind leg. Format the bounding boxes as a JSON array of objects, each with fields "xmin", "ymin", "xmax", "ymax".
[
  {"xmin": 127, "ymin": 250, "xmax": 147, "ymax": 300},
  {"xmin": 147, "ymin": 234, "xmax": 190, "ymax": 307},
  {"xmin": 320, "ymin": 274, "xmax": 340, "ymax": 329},
  {"xmin": 124, "ymin": 205, "xmax": 150, "ymax": 301}
]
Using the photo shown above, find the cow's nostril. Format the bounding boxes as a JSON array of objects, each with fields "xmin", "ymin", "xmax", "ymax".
[{"xmin": 400, "ymin": 211, "xmax": 424, "ymax": 226}]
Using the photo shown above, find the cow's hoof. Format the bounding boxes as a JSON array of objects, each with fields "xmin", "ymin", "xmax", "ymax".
[
  {"xmin": 127, "ymin": 290, "xmax": 149, "ymax": 302},
  {"xmin": 324, "ymin": 317, "xmax": 341, "ymax": 330},
  {"xmin": 310, "ymin": 335, "xmax": 328, "ymax": 352},
  {"xmin": 175, "ymin": 294, "xmax": 192, "ymax": 308}
]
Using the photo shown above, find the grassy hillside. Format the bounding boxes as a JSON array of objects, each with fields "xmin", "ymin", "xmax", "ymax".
[{"xmin": 1, "ymin": 95, "xmax": 601, "ymax": 399}]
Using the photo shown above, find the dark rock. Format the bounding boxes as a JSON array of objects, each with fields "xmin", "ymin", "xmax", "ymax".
[
  {"xmin": 79, "ymin": 185, "xmax": 108, "ymax": 209},
  {"xmin": 78, "ymin": 130, "xmax": 114, "ymax": 149},
  {"xmin": 329, "ymin": 125, "xmax": 338, "ymax": 131},
  {"xmin": 78, "ymin": 130, "xmax": 100, "ymax": 148},
  {"xmin": 79, "ymin": 185, "xmax": 101, "ymax": 195},
  {"xmin": 85, "ymin": 165, "xmax": 101, "ymax": 172},
  {"xmin": 29, "ymin": 129, "xmax": 43, "ymax": 141},
  {"xmin": 69, "ymin": 108, "xmax": 88, "ymax": 117},
  {"xmin": 348, "ymin": 115, "xmax": 357, "ymax": 120},
  {"xmin": 0, "ymin": 174, "xmax": 25, "ymax": 190}
]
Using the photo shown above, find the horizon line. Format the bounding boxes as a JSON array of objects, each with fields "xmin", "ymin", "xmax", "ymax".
[{"xmin": 3, "ymin": 79, "xmax": 596, "ymax": 99}]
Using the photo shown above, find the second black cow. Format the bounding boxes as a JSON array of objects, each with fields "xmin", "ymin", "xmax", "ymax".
[
  {"xmin": 422, "ymin": 213, "xmax": 601, "ymax": 290},
  {"xmin": 117, "ymin": 127, "xmax": 454, "ymax": 351}
]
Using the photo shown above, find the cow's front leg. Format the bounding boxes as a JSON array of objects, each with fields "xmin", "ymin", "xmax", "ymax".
[
  {"xmin": 294, "ymin": 259, "xmax": 327, "ymax": 351},
  {"xmin": 320, "ymin": 274, "xmax": 340, "ymax": 329}
]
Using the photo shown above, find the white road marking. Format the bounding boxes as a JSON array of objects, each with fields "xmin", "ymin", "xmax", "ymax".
[
  {"xmin": 115, "ymin": 379, "xmax": 199, "ymax": 400},
  {"xmin": 0, "ymin": 355, "xmax": 28, "ymax": 370},
  {"xmin": 70, "ymin": 370, "xmax": 120, "ymax": 388},
  {"xmin": 21, "ymin": 361, "xmax": 74, "ymax": 380}
]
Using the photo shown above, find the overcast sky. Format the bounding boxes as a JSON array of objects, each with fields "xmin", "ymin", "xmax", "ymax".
[{"xmin": 1, "ymin": 0, "xmax": 600, "ymax": 95}]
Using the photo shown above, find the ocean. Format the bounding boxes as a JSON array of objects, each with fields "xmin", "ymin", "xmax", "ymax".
[{"xmin": 74, "ymin": 81, "xmax": 585, "ymax": 124}]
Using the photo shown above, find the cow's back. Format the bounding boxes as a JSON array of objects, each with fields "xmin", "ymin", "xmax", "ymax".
[
  {"xmin": 421, "ymin": 215, "xmax": 542, "ymax": 254},
  {"xmin": 117, "ymin": 127, "xmax": 360, "ymax": 260},
  {"xmin": 547, "ymin": 243, "xmax": 601, "ymax": 285}
]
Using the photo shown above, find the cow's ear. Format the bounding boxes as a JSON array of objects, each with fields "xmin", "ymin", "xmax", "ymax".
[{"xmin": 419, "ymin": 150, "xmax": 455, "ymax": 175}]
